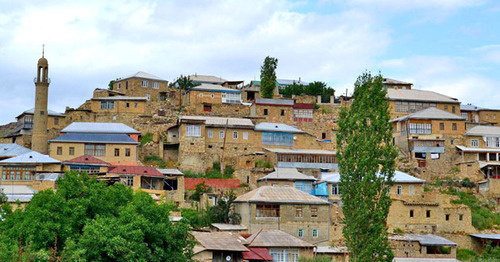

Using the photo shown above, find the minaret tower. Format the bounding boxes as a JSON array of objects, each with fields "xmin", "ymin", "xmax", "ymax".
[{"xmin": 31, "ymin": 46, "xmax": 50, "ymax": 154}]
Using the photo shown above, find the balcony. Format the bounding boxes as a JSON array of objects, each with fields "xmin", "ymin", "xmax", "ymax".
[{"xmin": 409, "ymin": 139, "xmax": 445, "ymax": 153}]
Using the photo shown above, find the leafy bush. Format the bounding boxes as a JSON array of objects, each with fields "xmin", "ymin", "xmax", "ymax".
[
  {"xmin": 143, "ymin": 154, "xmax": 167, "ymax": 168},
  {"xmin": 299, "ymin": 256, "xmax": 332, "ymax": 262},
  {"xmin": 393, "ymin": 228, "xmax": 404, "ymax": 235},
  {"xmin": 190, "ymin": 182, "xmax": 211, "ymax": 201},
  {"xmin": 457, "ymin": 248, "xmax": 477, "ymax": 261},
  {"xmin": 255, "ymin": 160, "xmax": 272, "ymax": 168},
  {"xmin": 141, "ymin": 132, "xmax": 153, "ymax": 145},
  {"xmin": 450, "ymin": 191, "xmax": 500, "ymax": 230}
]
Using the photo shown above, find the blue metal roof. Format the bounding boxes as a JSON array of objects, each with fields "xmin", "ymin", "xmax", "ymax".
[
  {"xmin": 0, "ymin": 143, "xmax": 32, "ymax": 158},
  {"xmin": 50, "ymin": 133, "xmax": 139, "ymax": 144}
]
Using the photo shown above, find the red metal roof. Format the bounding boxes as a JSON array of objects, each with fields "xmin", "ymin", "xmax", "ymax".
[
  {"xmin": 108, "ymin": 165, "xmax": 163, "ymax": 177},
  {"xmin": 65, "ymin": 155, "xmax": 110, "ymax": 166},
  {"xmin": 185, "ymin": 178, "xmax": 240, "ymax": 190},
  {"xmin": 242, "ymin": 248, "xmax": 273, "ymax": 261},
  {"xmin": 293, "ymin": 103, "xmax": 314, "ymax": 109}
]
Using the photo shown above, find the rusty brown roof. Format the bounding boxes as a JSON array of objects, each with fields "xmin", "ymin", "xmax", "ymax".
[{"xmin": 192, "ymin": 231, "xmax": 249, "ymax": 252}]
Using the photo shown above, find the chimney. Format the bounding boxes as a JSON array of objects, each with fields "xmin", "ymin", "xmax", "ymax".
[{"xmin": 317, "ymin": 95, "xmax": 322, "ymax": 104}]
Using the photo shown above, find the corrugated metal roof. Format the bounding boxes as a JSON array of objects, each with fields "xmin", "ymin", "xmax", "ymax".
[
  {"xmin": 383, "ymin": 78, "xmax": 412, "ymax": 85},
  {"xmin": 157, "ymin": 168, "xmax": 184, "ymax": 176},
  {"xmin": 460, "ymin": 103, "xmax": 485, "ymax": 111},
  {"xmin": 456, "ymin": 145, "xmax": 500, "ymax": 153},
  {"xmin": 120, "ymin": 71, "xmax": 167, "ymax": 81},
  {"xmin": 315, "ymin": 246, "xmax": 349, "ymax": 254},
  {"xmin": 293, "ymin": 103, "xmax": 315, "ymax": 109},
  {"xmin": 466, "ymin": 125, "xmax": 500, "ymax": 136},
  {"xmin": 247, "ymin": 229, "xmax": 314, "ymax": 248},
  {"xmin": 254, "ymin": 98, "xmax": 294, "ymax": 106},
  {"xmin": 180, "ymin": 116, "xmax": 254, "ymax": 128},
  {"xmin": 1, "ymin": 185, "xmax": 37, "ymax": 202},
  {"xmin": 18, "ymin": 108, "xmax": 65, "ymax": 118},
  {"xmin": 91, "ymin": 96, "xmax": 147, "ymax": 101},
  {"xmin": 50, "ymin": 133, "xmax": 139, "ymax": 144},
  {"xmin": 211, "ymin": 223, "xmax": 247, "ymax": 231},
  {"xmin": 386, "ymin": 88, "xmax": 459, "ymax": 103},
  {"xmin": 192, "ymin": 232, "xmax": 249, "ymax": 252},
  {"xmin": 189, "ymin": 74, "xmax": 227, "ymax": 84},
  {"xmin": 108, "ymin": 165, "xmax": 163, "ymax": 177},
  {"xmin": 390, "ymin": 234, "xmax": 456, "ymax": 246},
  {"xmin": 264, "ymin": 148, "xmax": 336, "ymax": 155},
  {"xmin": 189, "ymin": 83, "xmax": 242, "ymax": 93},
  {"xmin": 470, "ymin": 234, "xmax": 500, "ymax": 240},
  {"xmin": 255, "ymin": 123, "xmax": 304, "ymax": 133},
  {"xmin": 61, "ymin": 122, "xmax": 140, "ymax": 134},
  {"xmin": 258, "ymin": 168, "xmax": 316, "ymax": 181},
  {"xmin": 64, "ymin": 155, "xmax": 110, "ymax": 166},
  {"xmin": 234, "ymin": 186, "xmax": 328, "ymax": 204},
  {"xmin": 0, "ymin": 151, "xmax": 60, "ymax": 164},
  {"xmin": 391, "ymin": 107, "xmax": 465, "ymax": 122},
  {"xmin": 0, "ymin": 143, "xmax": 32, "ymax": 158},
  {"xmin": 321, "ymin": 171, "xmax": 425, "ymax": 184},
  {"xmin": 242, "ymin": 247, "xmax": 274, "ymax": 261}
]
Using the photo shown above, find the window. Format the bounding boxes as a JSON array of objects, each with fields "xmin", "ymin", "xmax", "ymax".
[
  {"xmin": 54, "ymin": 118, "xmax": 59, "ymax": 125},
  {"xmin": 295, "ymin": 207, "xmax": 303, "ymax": 217},
  {"xmin": 322, "ymin": 133, "xmax": 327, "ymax": 139},
  {"xmin": 409, "ymin": 123, "xmax": 432, "ymax": 134},
  {"xmin": 312, "ymin": 229, "xmax": 318, "ymax": 238},
  {"xmin": 459, "ymin": 214, "xmax": 463, "ymax": 221},
  {"xmin": 270, "ymin": 249, "xmax": 299, "ymax": 262},
  {"xmin": 262, "ymin": 132, "xmax": 294, "ymax": 147},
  {"xmin": 203, "ymin": 104, "xmax": 212, "ymax": 112},
  {"xmin": 69, "ymin": 147, "xmax": 74, "ymax": 156},
  {"xmin": 199, "ymin": 93, "xmax": 203, "ymax": 98},
  {"xmin": 126, "ymin": 102, "xmax": 130, "ymax": 108},
  {"xmin": 186, "ymin": 125, "xmax": 201, "ymax": 137},
  {"xmin": 2, "ymin": 166, "xmax": 36, "ymax": 181},
  {"xmin": 445, "ymin": 214, "xmax": 450, "ymax": 221},
  {"xmin": 146, "ymin": 94, "xmax": 150, "ymax": 100},
  {"xmin": 410, "ymin": 210, "xmax": 414, "ymax": 218},
  {"xmin": 208, "ymin": 130, "xmax": 213, "ymax": 138},
  {"xmin": 114, "ymin": 148, "xmax": 120, "ymax": 157},
  {"xmin": 280, "ymin": 109, "xmax": 285, "ymax": 116},
  {"xmin": 211, "ymin": 93, "xmax": 215, "ymax": 99},
  {"xmin": 426, "ymin": 210, "xmax": 431, "ymax": 218},
  {"xmin": 126, "ymin": 81, "xmax": 128, "ymax": 89},
  {"xmin": 243, "ymin": 132, "xmax": 248, "ymax": 140},
  {"xmin": 117, "ymin": 83, "xmax": 121, "ymax": 89},
  {"xmin": 56, "ymin": 147, "xmax": 62, "ymax": 155},
  {"xmin": 219, "ymin": 131, "xmax": 225, "ymax": 138},
  {"xmin": 439, "ymin": 123, "xmax": 444, "ymax": 130},
  {"xmin": 141, "ymin": 80, "xmax": 148, "ymax": 87},
  {"xmin": 444, "ymin": 105, "xmax": 448, "ymax": 110},
  {"xmin": 256, "ymin": 204, "xmax": 280, "ymax": 217},
  {"xmin": 100, "ymin": 101, "xmax": 115, "ymax": 110},
  {"xmin": 298, "ymin": 229, "xmax": 303, "ymax": 237},
  {"xmin": 84, "ymin": 144, "xmax": 106, "ymax": 157},
  {"xmin": 486, "ymin": 137, "xmax": 500, "ymax": 148},
  {"xmin": 152, "ymin": 82, "xmax": 159, "ymax": 89},
  {"xmin": 112, "ymin": 115, "xmax": 117, "ymax": 120},
  {"xmin": 409, "ymin": 185, "xmax": 414, "ymax": 196},
  {"xmin": 125, "ymin": 176, "xmax": 134, "ymax": 186},
  {"xmin": 221, "ymin": 92, "xmax": 241, "ymax": 104},
  {"xmin": 452, "ymin": 123, "xmax": 457, "ymax": 130},
  {"xmin": 134, "ymin": 103, "xmax": 138, "ymax": 108},
  {"xmin": 311, "ymin": 207, "xmax": 318, "ymax": 218},
  {"xmin": 125, "ymin": 148, "xmax": 131, "ymax": 157},
  {"xmin": 450, "ymin": 139, "xmax": 454, "ymax": 145},
  {"xmin": 396, "ymin": 185, "xmax": 402, "ymax": 195},
  {"xmin": 40, "ymin": 110, "xmax": 45, "ymax": 115},
  {"xmin": 332, "ymin": 184, "xmax": 339, "ymax": 195},
  {"xmin": 233, "ymin": 131, "xmax": 238, "ymax": 139},
  {"xmin": 294, "ymin": 181, "xmax": 312, "ymax": 193},
  {"xmin": 263, "ymin": 108, "xmax": 268, "ymax": 115},
  {"xmin": 452, "ymin": 106, "xmax": 456, "ymax": 114}
]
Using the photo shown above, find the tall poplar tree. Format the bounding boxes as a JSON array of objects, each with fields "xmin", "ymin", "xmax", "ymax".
[
  {"xmin": 260, "ymin": 56, "xmax": 278, "ymax": 98},
  {"xmin": 336, "ymin": 72, "xmax": 397, "ymax": 262}
]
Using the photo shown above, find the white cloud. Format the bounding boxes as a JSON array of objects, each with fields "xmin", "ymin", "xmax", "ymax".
[{"xmin": 472, "ymin": 44, "xmax": 500, "ymax": 64}]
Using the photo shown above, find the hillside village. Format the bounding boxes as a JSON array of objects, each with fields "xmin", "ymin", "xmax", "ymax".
[{"xmin": 0, "ymin": 54, "xmax": 499, "ymax": 261}]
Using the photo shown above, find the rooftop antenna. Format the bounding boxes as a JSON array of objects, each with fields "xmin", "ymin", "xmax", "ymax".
[{"xmin": 42, "ymin": 44, "xmax": 45, "ymax": 58}]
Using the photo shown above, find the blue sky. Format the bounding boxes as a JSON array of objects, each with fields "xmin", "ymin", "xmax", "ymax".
[{"xmin": 0, "ymin": 0, "xmax": 499, "ymax": 124}]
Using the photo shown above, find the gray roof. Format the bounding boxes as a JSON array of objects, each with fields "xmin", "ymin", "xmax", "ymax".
[
  {"xmin": 189, "ymin": 74, "xmax": 227, "ymax": 84},
  {"xmin": 18, "ymin": 108, "xmax": 65, "ymax": 118},
  {"xmin": 91, "ymin": 96, "xmax": 147, "ymax": 101},
  {"xmin": 191, "ymin": 231, "xmax": 249, "ymax": 252},
  {"xmin": 456, "ymin": 145, "xmax": 500, "ymax": 153},
  {"xmin": 264, "ymin": 148, "xmax": 336, "ymax": 155},
  {"xmin": 157, "ymin": 168, "xmax": 184, "ymax": 176},
  {"xmin": 0, "ymin": 144, "xmax": 32, "ymax": 158},
  {"xmin": 391, "ymin": 107, "xmax": 465, "ymax": 122},
  {"xmin": 188, "ymin": 83, "xmax": 242, "ymax": 93},
  {"xmin": 315, "ymin": 246, "xmax": 349, "ymax": 254},
  {"xmin": 321, "ymin": 171, "xmax": 425, "ymax": 184},
  {"xmin": 50, "ymin": 133, "xmax": 139, "ymax": 144},
  {"xmin": 466, "ymin": 125, "xmax": 500, "ymax": 136},
  {"xmin": 383, "ymin": 78, "xmax": 412, "ymax": 85},
  {"xmin": 119, "ymin": 71, "xmax": 167, "ymax": 82},
  {"xmin": 386, "ymin": 88, "xmax": 459, "ymax": 103},
  {"xmin": 277, "ymin": 79, "xmax": 310, "ymax": 86},
  {"xmin": 234, "ymin": 186, "xmax": 329, "ymax": 204},
  {"xmin": 470, "ymin": 234, "xmax": 500, "ymax": 240},
  {"xmin": 0, "ymin": 185, "xmax": 38, "ymax": 202},
  {"xmin": 255, "ymin": 123, "xmax": 304, "ymax": 133},
  {"xmin": 255, "ymin": 98, "xmax": 294, "ymax": 106},
  {"xmin": 180, "ymin": 116, "xmax": 254, "ymax": 129},
  {"xmin": 461, "ymin": 103, "xmax": 500, "ymax": 111},
  {"xmin": 247, "ymin": 229, "xmax": 314, "ymax": 248},
  {"xmin": 390, "ymin": 234, "xmax": 456, "ymax": 247},
  {"xmin": 0, "ymin": 151, "xmax": 60, "ymax": 164},
  {"xmin": 211, "ymin": 223, "xmax": 247, "ymax": 231},
  {"xmin": 61, "ymin": 122, "xmax": 140, "ymax": 134},
  {"xmin": 258, "ymin": 168, "xmax": 316, "ymax": 182}
]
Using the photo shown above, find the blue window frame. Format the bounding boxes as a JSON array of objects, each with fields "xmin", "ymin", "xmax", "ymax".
[{"xmin": 262, "ymin": 132, "xmax": 294, "ymax": 146}]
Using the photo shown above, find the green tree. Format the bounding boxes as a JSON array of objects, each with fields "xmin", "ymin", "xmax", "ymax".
[
  {"xmin": 305, "ymin": 81, "xmax": 326, "ymax": 96},
  {"xmin": 336, "ymin": 72, "xmax": 397, "ymax": 261},
  {"xmin": 207, "ymin": 190, "xmax": 241, "ymax": 224},
  {"xmin": 260, "ymin": 56, "xmax": 278, "ymax": 98},
  {"xmin": 175, "ymin": 75, "xmax": 196, "ymax": 111}
]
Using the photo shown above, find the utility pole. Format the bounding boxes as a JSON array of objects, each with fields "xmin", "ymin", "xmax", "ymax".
[{"xmin": 220, "ymin": 118, "xmax": 229, "ymax": 174}]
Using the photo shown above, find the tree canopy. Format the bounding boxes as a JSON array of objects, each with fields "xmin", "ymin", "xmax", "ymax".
[
  {"xmin": 336, "ymin": 72, "xmax": 397, "ymax": 261},
  {"xmin": 0, "ymin": 172, "xmax": 194, "ymax": 261},
  {"xmin": 280, "ymin": 81, "xmax": 334, "ymax": 102},
  {"xmin": 260, "ymin": 56, "xmax": 278, "ymax": 98}
]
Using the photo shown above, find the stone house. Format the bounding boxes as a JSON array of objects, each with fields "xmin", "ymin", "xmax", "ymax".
[
  {"xmin": 191, "ymin": 231, "xmax": 250, "ymax": 262},
  {"xmin": 390, "ymin": 234, "xmax": 457, "ymax": 260},
  {"xmin": 63, "ymin": 154, "xmax": 110, "ymax": 174},
  {"xmin": 263, "ymin": 148, "xmax": 338, "ymax": 171},
  {"xmin": 386, "ymin": 88, "xmax": 461, "ymax": 120},
  {"xmin": 234, "ymin": 186, "xmax": 331, "ymax": 244},
  {"xmin": 254, "ymin": 123, "xmax": 319, "ymax": 150},
  {"xmin": 90, "ymin": 96, "xmax": 147, "ymax": 115},
  {"xmin": 460, "ymin": 103, "xmax": 500, "ymax": 127},
  {"xmin": 391, "ymin": 107, "xmax": 466, "ymax": 175},
  {"xmin": 112, "ymin": 71, "xmax": 169, "ymax": 101},
  {"xmin": 256, "ymin": 168, "xmax": 317, "ymax": 194},
  {"xmin": 157, "ymin": 168, "xmax": 185, "ymax": 205},
  {"xmin": 250, "ymin": 98, "xmax": 294, "ymax": 123},
  {"xmin": 183, "ymin": 84, "xmax": 243, "ymax": 114},
  {"xmin": 244, "ymin": 229, "xmax": 315, "ymax": 261},
  {"xmin": 49, "ymin": 122, "xmax": 141, "ymax": 165},
  {"xmin": 189, "ymin": 74, "xmax": 244, "ymax": 89},
  {"xmin": 383, "ymin": 78, "xmax": 413, "ymax": 90}
]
